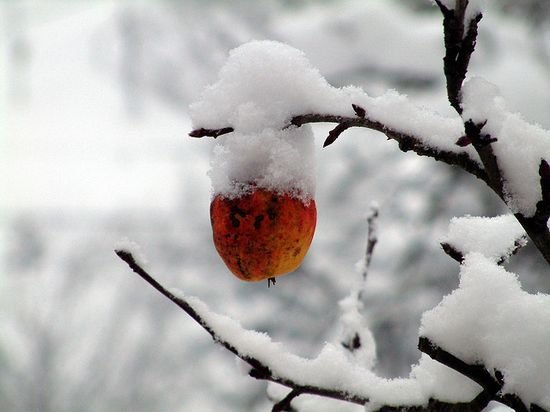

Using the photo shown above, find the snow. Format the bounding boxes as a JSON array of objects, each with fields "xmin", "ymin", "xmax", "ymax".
[
  {"xmin": 462, "ymin": 77, "xmax": 550, "ymax": 216},
  {"xmin": 208, "ymin": 126, "xmax": 316, "ymax": 201},
  {"xmin": 189, "ymin": 40, "xmax": 339, "ymax": 133},
  {"xmin": 190, "ymin": 40, "xmax": 479, "ymax": 199},
  {"xmin": 441, "ymin": 214, "xmax": 526, "ymax": 263},
  {"xmin": 6, "ymin": 2, "xmax": 550, "ymax": 411},
  {"xmin": 170, "ymin": 288, "xmax": 480, "ymax": 409},
  {"xmin": 420, "ymin": 252, "xmax": 550, "ymax": 408},
  {"xmin": 338, "ymin": 293, "xmax": 377, "ymax": 370},
  {"xmin": 190, "ymin": 41, "xmax": 471, "ymax": 158}
]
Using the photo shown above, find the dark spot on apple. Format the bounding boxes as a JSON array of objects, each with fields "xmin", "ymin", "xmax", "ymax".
[
  {"xmin": 230, "ymin": 205, "xmax": 248, "ymax": 228},
  {"xmin": 267, "ymin": 196, "xmax": 279, "ymax": 220},
  {"xmin": 254, "ymin": 214, "xmax": 264, "ymax": 229}
]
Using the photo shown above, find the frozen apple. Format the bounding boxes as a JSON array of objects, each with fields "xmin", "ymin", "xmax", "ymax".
[{"xmin": 210, "ymin": 188, "xmax": 316, "ymax": 282}]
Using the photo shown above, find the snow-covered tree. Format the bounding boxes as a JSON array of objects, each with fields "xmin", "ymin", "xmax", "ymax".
[{"xmin": 116, "ymin": 1, "xmax": 550, "ymax": 410}]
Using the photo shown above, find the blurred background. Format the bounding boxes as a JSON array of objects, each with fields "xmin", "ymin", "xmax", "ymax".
[{"xmin": 2, "ymin": 0, "xmax": 550, "ymax": 410}]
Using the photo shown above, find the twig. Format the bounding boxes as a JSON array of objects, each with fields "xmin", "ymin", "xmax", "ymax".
[
  {"xmin": 116, "ymin": 250, "xmax": 548, "ymax": 411},
  {"xmin": 291, "ymin": 111, "xmax": 486, "ymax": 181},
  {"xmin": 436, "ymin": 2, "xmax": 550, "ymax": 266},
  {"xmin": 189, "ymin": 127, "xmax": 234, "ymax": 138},
  {"xmin": 323, "ymin": 122, "xmax": 353, "ymax": 147},
  {"xmin": 115, "ymin": 250, "xmax": 370, "ymax": 407},
  {"xmin": 419, "ymin": 337, "xmax": 547, "ymax": 412},
  {"xmin": 340, "ymin": 205, "xmax": 379, "ymax": 356},
  {"xmin": 375, "ymin": 393, "xmax": 492, "ymax": 412},
  {"xmin": 190, "ymin": 109, "xmax": 487, "ymax": 182},
  {"xmin": 435, "ymin": 0, "xmax": 482, "ymax": 113},
  {"xmin": 363, "ymin": 205, "xmax": 379, "ymax": 281},
  {"xmin": 440, "ymin": 236, "xmax": 527, "ymax": 265},
  {"xmin": 272, "ymin": 389, "xmax": 301, "ymax": 412},
  {"xmin": 440, "ymin": 242, "xmax": 464, "ymax": 263}
]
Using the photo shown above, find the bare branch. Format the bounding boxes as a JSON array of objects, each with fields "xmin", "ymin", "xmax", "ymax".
[
  {"xmin": 440, "ymin": 242, "xmax": 464, "ymax": 263},
  {"xmin": 538, "ymin": 159, "xmax": 550, "ymax": 212},
  {"xmin": 272, "ymin": 389, "xmax": 301, "ymax": 412},
  {"xmin": 323, "ymin": 122, "xmax": 353, "ymax": 147},
  {"xmin": 363, "ymin": 205, "xmax": 379, "ymax": 280},
  {"xmin": 189, "ymin": 127, "xmax": 234, "ymax": 138},
  {"xmin": 435, "ymin": 0, "xmax": 482, "ymax": 113}
]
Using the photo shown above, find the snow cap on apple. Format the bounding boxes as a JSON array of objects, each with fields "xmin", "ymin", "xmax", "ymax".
[
  {"xmin": 189, "ymin": 40, "xmax": 327, "ymax": 202},
  {"xmin": 190, "ymin": 41, "xmax": 323, "ymax": 281}
]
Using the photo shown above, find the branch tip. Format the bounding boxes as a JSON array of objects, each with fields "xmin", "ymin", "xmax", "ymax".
[
  {"xmin": 352, "ymin": 104, "xmax": 366, "ymax": 118},
  {"xmin": 189, "ymin": 127, "xmax": 234, "ymax": 138}
]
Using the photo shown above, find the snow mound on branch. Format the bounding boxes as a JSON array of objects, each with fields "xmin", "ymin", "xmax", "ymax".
[
  {"xmin": 462, "ymin": 77, "xmax": 550, "ymax": 217},
  {"xmin": 190, "ymin": 40, "xmax": 476, "ymax": 199},
  {"xmin": 420, "ymin": 253, "xmax": 550, "ymax": 408},
  {"xmin": 208, "ymin": 126, "xmax": 315, "ymax": 200},
  {"xmin": 441, "ymin": 214, "xmax": 526, "ymax": 263},
  {"xmin": 191, "ymin": 41, "xmax": 323, "ymax": 199},
  {"xmin": 171, "ymin": 289, "xmax": 480, "ymax": 409},
  {"xmin": 189, "ymin": 40, "xmax": 343, "ymax": 133}
]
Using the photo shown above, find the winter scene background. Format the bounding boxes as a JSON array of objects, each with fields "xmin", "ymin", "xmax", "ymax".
[{"xmin": 2, "ymin": 1, "xmax": 550, "ymax": 411}]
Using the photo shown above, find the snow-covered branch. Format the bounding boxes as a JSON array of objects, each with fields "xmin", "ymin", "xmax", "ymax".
[
  {"xmin": 116, "ymin": 247, "xmax": 550, "ymax": 411},
  {"xmin": 114, "ymin": 249, "xmax": 370, "ymax": 407},
  {"xmin": 434, "ymin": 2, "xmax": 550, "ymax": 266},
  {"xmin": 419, "ymin": 337, "xmax": 532, "ymax": 412},
  {"xmin": 190, "ymin": 108, "xmax": 487, "ymax": 182}
]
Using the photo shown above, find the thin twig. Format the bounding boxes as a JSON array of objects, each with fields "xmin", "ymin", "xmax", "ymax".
[
  {"xmin": 272, "ymin": 389, "xmax": 302, "ymax": 412},
  {"xmin": 435, "ymin": 0, "xmax": 482, "ymax": 113},
  {"xmin": 363, "ymin": 205, "xmax": 379, "ymax": 281}
]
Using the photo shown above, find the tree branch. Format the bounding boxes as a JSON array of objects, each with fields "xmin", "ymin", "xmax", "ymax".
[
  {"xmin": 419, "ymin": 337, "xmax": 547, "ymax": 412},
  {"xmin": 189, "ymin": 127, "xmax": 234, "ymax": 138},
  {"xmin": 436, "ymin": 1, "xmax": 550, "ymax": 266},
  {"xmin": 115, "ymin": 250, "xmax": 370, "ymax": 407},
  {"xmin": 435, "ymin": 0, "xmax": 482, "ymax": 113},
  {"xmin": 190, "ymin": 109, "xmax": 487, "ymax": 182},
  {"xmin": 271, "ymin": 389, "xmax": 301, "ymax": 412},
  {"xmin": 116, "ymin": 249, "xmax": 549, "ymax": 411}
]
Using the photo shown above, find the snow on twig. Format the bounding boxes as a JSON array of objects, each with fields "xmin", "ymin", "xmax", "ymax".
[
  {"xmin": 115, "ymin": 249, "xmax": 370, "ymax": 406},
  {"xmin": 338, "ymin": 205, "xmax": 379, "ymax": 369},
  {"xmin": 189, "ymin": 108, "xmax": 487, "ymax": 182},
  {"xmin": 115, "ymin": 249, "xmax": 494, "ymax": 410},
  {"xmin": 440, "ymin": 215, "xmax": 527, "ymax": 265}
]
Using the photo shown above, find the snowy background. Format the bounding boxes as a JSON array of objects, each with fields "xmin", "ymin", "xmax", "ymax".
[{"xmin": 2, "ymin": 1, "xmax": 550, "ymax": 410}]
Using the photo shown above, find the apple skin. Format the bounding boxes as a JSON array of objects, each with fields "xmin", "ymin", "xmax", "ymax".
[{"xmin": 210, "ymin": 188, "xmax": 316, "ymax": 281}]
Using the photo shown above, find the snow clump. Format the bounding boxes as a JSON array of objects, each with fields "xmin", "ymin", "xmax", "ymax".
[
  {"xmin": 421, "ymin": 253, "xmax": 550, "ymax": 408},
  {"xmin": 190, "ymin": 40, "xmax": 473, "ymax": 201},
  {"xmin": 462, "ymin": 77, "xmax": 550, "ymax": 216},
  {"xmin": 441, "ymin": 214, "xmax": 526, "ymax": 263}
]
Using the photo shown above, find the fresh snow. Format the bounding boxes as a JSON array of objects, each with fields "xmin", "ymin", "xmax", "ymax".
[
  {"xmin": 208, "ymin": 126, "xmax": 316, "ymax": 201},
  {"xmin": 190, "ymin": 40, "xmax": 479, "ymax": 200},
  {"xmin": 462, "ymin": 77, "xmax": 550, "ymax": 217},
  {"xmin": 441, "ymin": 214, "xmax": 526, "ymax": 263},
  {"xmin": 170, "ymin": 288, "xmax": 480, "ymax": 409},
  {"xmin": 421, "ymin": 253, "xmax": 550, "ymax": 408}
]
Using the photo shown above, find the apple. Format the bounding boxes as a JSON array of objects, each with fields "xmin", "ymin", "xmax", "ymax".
[{"xmin": 210, "ymin": 188, "xmax": 316, "ymax": 282}]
